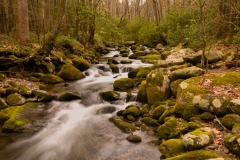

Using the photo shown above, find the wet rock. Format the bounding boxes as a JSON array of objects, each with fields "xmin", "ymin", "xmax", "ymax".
[
  {"xmin": 58, "ymin": 91, "xmax": 82, "ymax": 101},
  {"xmin": 122, "ymin": 106, "xmax": 140, "ymax": 117},
  {"xmin": 40, "ymin": 74, "xmax": 64, "ymax": 84},
  {"xmin": 152, "ymin": 105, "xmax": 167, "ymax": 119},
  {"xmin": 159, "ymin": 110, "xmax": 171, "ymax": 124},
  {"xmin": 19, "ymin": 86, "xmax": 32, "ymax": 97},
  {"xmin": 126, "ymin": 135, "xmax": 141, "ymax": 143},
  {"xmin": 32, "ymin": 90, "xmax": 55, "ymax": 102},
  {"xmin": 58, "ymin": 64, "xmax": 85, "ymax": 81},
  {"xmin": 232, "ymin": 123, "xmax": 240, "ymax": 134},
  {"xmin": 200, "ymin": 112, "xmax": 215, "ymax": 121},
  {"xmin": 108, "ymin": 58, "xmax": 119, "ymax": 64},
  {"xmin": 96, "ymin": 106, "xmax": 116, "ymax": 114},
  {"xmin": 113, "ymin": 78, "xmax": 134, "ymax": 91},
  {"xmin": 141, "ymin": 117, "xmax": 159, "ymax": 126},
  {"xmin": 36, "ymin": 62, "xmax": 55, "ymax": 74},
  {"xmin": 109, "ymin": 116, "xmax": 136, "ymax": 133},
  {"xmin": 170, "ymin": 79, "xmax": 184, "ymax": 97},
  {"xmin": 164, "ymin": 150, "xmax": 224, "ymax": 160},
  {"xmin": 171, "ymin": 66, "xmax": 204, "ymax": 81},
  {"xmin": 136, "ymin": 80, "xmax": 148, "ymax": 103},
  {"xmin": 0, "ymin": 98, "xmax": 8, "ymax": 109},
  {"xmin": 146, "ymin": 69, "xmax": 170, "ymax": 106},
  {"xmin": 72, "ymin": 57, "xmax": 90, "ymax": 71},
  {"xmin": 120, "ymin": 59, "xmax": 132, "ymax": 64},
  {"xmin": 129, "ymin": 51, "xmax": 148, "ymax": 59},
  {"xmin": 7, "ymin": 93, "xmax": 26, "ymax": 106},
  {"xmin": 221, "ymin": 114, "xmax": 240, "ymax": 129},
  {"xmin": 109, "ymin": 63, "xmax": 119, "ymax": 73},
  {"xmin": 141, "ymin": 54, "xmax": 161, "ymax": 64},
  {"xmin": 224, "ymin": 133, "xmax": 240, "ymax": 156},
  {"xmin": 99, "ymin": 90, "xmax": 120, "ymax": 102},
  {"xmin": 182, "ymin": 127, "xmax": 214, "ymax": 150},
  {"xmin": 158, "ymin": 139, "xmax": 185, "ymax": 158},
  {"xmin": 228, "ymin": 99, "xmax": 240, "ymax": 115}
]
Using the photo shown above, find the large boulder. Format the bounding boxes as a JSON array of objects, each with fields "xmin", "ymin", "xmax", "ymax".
[
  {"xmin": 182, "ymin": 127, "xmax": 214, "ymax": 150},
  {"xmin": 166, "ymin": 48, "xmax": 196, "ymax": 62},
  {"xmin": 113, "ymin": 78, "xmax": 134, "ymax": 91},
  {"xmin": 58, "ymin": 64, "xmax": 85, "ymax": 81},
  {"xmin": 6, "ymin": 93, "xmax": 26, "ymax": 106},
  {"xmin": 0, "ymin": 98, "xmax": 8, "ymax": 109},
  {"xmin": 158, "ymin": 139, "xmax": 185, "ymax": 158},
  {"xmin": 40, "ymin": 74, "xmax": 64, "ymax": 84},
  {"xmin": 224, "ymin": 133, "xmax": 240, "ymax": 157},
  {"xmin": 99, "ymin": 91, "xmax": 120, "ymax": 102},
  {"xmin": 141, "ymin": 54, "xmax": 161, "ymax": 64},
  {"xmin": 129, "ymin": 51, "xmax": 148, "ymax": 59},
  {"xmin": 171, "ymin": 66, "xmax": 204, "ymax": 81},
  {"xmin": 145, "ymin": 69, "xmax": 170, "ymax": 106},
  {"xmin": 228, "ymin": 99, "xmax": 240, "ymax": 115},
  {"xmin": 58, "ymin": 91, "xmax": 82, "ymax": 101},
  {"xmin": 136, "ymin": 80, "xmax": 148, "ymax": 103},
  {"xmin": 32, "ymin": 90, "xmax": 55, "ymax": 102},
  {"xmin": 72, "ymin": 57, "xmax": 90, "ymax": 71},
  {"xmin": 19, "ymin": 86, "xmax": 32, "ymax": 97}
]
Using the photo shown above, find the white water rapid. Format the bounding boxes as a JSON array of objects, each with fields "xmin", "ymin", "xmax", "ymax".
[{"xmin": 0, "ymin": 50, "xmax": 160, "ymax": 160}]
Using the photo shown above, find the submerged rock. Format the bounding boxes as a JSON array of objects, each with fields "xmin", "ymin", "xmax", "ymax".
[
  {"xmin": 99, "ymin": 90, "xmax": 120, "ymax": 102},
  {"xmin": 72, "ymin": 57, "xmax": 90, "ymax": 71},
  {"xmin": 33, "ymin": 90, "xmax": 55, "ymax": 102},
  {"xmin": 58, "ymin": 91, "xmax": 82, "ymax": 101},
  {"xmin": 19, "ymin": 86, "xmax": 32, "ymax": 97},
  {"xmin": 113, "ymin": 78, "xmax": 134, "ymax": 91},
  {"xmin": 126, "ymin": 135, "xmax": 141, "ymax": 143},
  {"xmin": 58, "ymin": 64, "xmax": 85, "ymax": 81}
]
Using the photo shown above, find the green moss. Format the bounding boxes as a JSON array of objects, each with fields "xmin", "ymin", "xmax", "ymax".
[
  {"xmin": 200, "ymin": 112, "xmax": 215, "ymax": 121},
  {"xmin": 141, "ymin": 117, "xmax": 159, "ymax": 126},
  {"xmin": 19, "ymin": 86, "xmax": 32, "ymax": 97},
  {"xmin": 170, "ymin": 79, "xmax": 184, "ymax": 97},
  {"xmin": 7, "ymin": 93, "xmax": 25, "ymax": 106},
  {"xmin": 113, "ymin": 78, "xmax": 134, "ymax": 91},
  {"xmin": 187, "ymin": 122, "xmax": 202, "ymax": 130},
  {"xmin": 152, "ymin": 105, "xmax": 167, "ymax": 119},
  {"xmin": 126, "ymin": 115, "xmax": 136, "ymax": 122},
  {"xmin": 136, "ymin": 70, "xmax": 150, "ymax": 78},
  {"xmin": 29, "ymin": 76, "xmax": 39, "ymax": 82},
  {"xmin": 8, "ymin": 81, "xmax": 19, "ymax": 88},
  {"xmin": 120, "ymin": 59, "xmax": 132, "ymax": 64},
  {"xmin": 58, "ymin": 91, "xmax": 82, "ymax": 101},
  {"xmin": 221, "ymin": 114, "xmax": 240, "ymax": 129},
  {"xmin": 110, "ymin": 63, "xmax": 119, "ymax": 73},
  {"xmin": 40, "ymin": 74, "xmax": 64, "ymax": 84},
  {"xmin": 72, "ymin": 57, "xmax": 90, "ymax": 71},
  {"xmin": 141, "ymin": 54, "xmax": 161, "ymax": 64},
  {"xmin": 140, "ymin": 104, "xmax": 149, "ymax": 115},
  {"xmin": 212, "ymin": 72, "xmax": 240, "ymax": 86},
  {"xmin": 126, "ymin": 135, "xmax": 141, "ymax": 143},
  {"xmin": 58, "ymin": 64, "xmax": 85, "ymax": 81},
  {"xmin": 224, "ymin": 133, "xmax": 240, "ymax": 156},
  {"xmin": 109, "ymin": 117, "xmax": 136, "ymax": 133},
  {"xmin": 38, "ymin": 84, "xmax": 46, "ymax": 90},
  {"xmin": 99, "ymin": 91, "xmax": 120, "ymax": 102},
  {"xmin": 159, "ymin": 139, "xmax": 185, "ymax": 158},
  {"xmin": 122, "ymin": 107, "xmax": 140, "ymax": 117},
  {"xmin": 159, "ymin": 110, "xmax": 171, "ymax": 124},
  {"xmin": 136, "ymin": 80, "xmax": 148, "ymax": 103},
  {"xmin": 165, "ymin": 150, "xmax": 223, "ymax": 160}
]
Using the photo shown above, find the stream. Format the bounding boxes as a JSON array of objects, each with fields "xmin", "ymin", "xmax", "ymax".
[{"xmin": 0, "ymin": 49, "xmax": 160, "ymax": 160}]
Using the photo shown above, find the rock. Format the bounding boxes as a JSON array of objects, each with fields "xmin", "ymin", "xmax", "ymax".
[
  {"xmin": 126, "ymin": 135, "xmax": 141, "ymax": 143},
  {"xmin": 19, "ymin": 86, "xmax": 32, "ymax": 97},
  {"xmin": 0, "ymin": 87, "xmax": 6, "ymax": 96},
  {"xmin": 232, "ymin": 123, "xmax": 240, "ymax": 134},
  {"xmin": 120, "ymin": 59, "xmax": 132, "ymax": 64},
  {"xmin": 171, "ymin": 66, "xmax": 204, "ymax": 81},
  {"xmin": 96, "ymin": 106, "xmax": 116, "ymax": 114},
  {"xmin": 152, "ymin": 105, "xmax": 167, "ymax": 119},
  {"xmin": 159, "ymin": 110, "xmax": 171, "ymax": 124},
  {"xmin": 170, "ymin": 79, "xmax": 184, "ymax": 97},
  {"xmin": 228, "ymin": 99, "xmax": 240, "ymax": 115},
  {"xmin": 224, "ymin": 133, "xmax": 240, "ymax": 156},
  {"xmin": 38, "ymin": 84, "xmax": 46, "ymax": 90},
  {"xmin": 0, "ymin": 102, "xmax": 42, "ymax": 132},
  {"xmin": 164, "ymin": 150, "xmax": 224, "ymax": 160},
  {"xmin": 141, "ymin": 54, "xmax": 161, "ymax": 64},
  {"xmin": 221, "ymin": 114, "xmax": 240, "ymax": 129},
  {"xmin": 99, "ymin": 91, "xmax": 120, "ymax": 102},
  {"xmin": 58, "ymin": 64, "xmax": 85, "ymax": 81},
  {"xmin": 126, "ymin": 115, "xmax": 136, "ymax": 122},
  {"xmin": 108, "ymin": 58, "xmax": 119, "ymax": 64},
  {"xmin": 155, "ymin": 43, "xmax": 164, "ymax": 50},
  {"xmin": 166, "ymin": 48, "xmax": 196, "ymax": 62},
  {"xmin": 199, "ymin": 112, "xmax": 215, "ymax": 121},
  {"xmin": 109, "ymin": 63, "xmax": 119, "ymax": 73},
  {"xmin": 183, "ymin": 51, "xmax": 202, "ymax": 64},
  {"xmin": 58, "ymin": 91, "xmax": 82, "ymax": 101},
  {"xmin": 128, "ymin": 67, "xmax": 152, "ymax": 78},
  {"xmin": 28, "ymin": 76, "xmax": 39, "ymax": 82},
  {"xmin": 109, "ymin": 116, "xmax": 136, "ymax": 133},
  {"xmin": 129, "ymin": 51, "xmax": 148, "ymax": 59},
  {"xmin": 136, "ymin": 80, "xmax": 148, "ymax": 103},
  {"xmin": 6, "ymin": 93, "xmax": 26, "ymax": 106},
  {"xmin": 153, "ymin": 60, "xmax": 185, "ymax": 69},
  {"xmin": 5, "ymin": 87, "xmax": 18, "ymax": 96},
  {"xmin": 72, "ymin": 57, "xmax": 90, "ymax": 71},
  {"xmin": 182, "ymin": 127, "xmax": 214, "ymax": 150},
  {"xmin": 32, "ymin": 90, "xmax": 55, "ymax": 102},
  {"xmin": 122, "ymin": 106, "xmax": 140, "ymax": 117},
  {"xmin": 36, "ymin": 62, "xmax": 55, "ymax": 74},
  {"xmin": 113, "ymin": 78, "xmax": 134, "ymax": 91},
  {"xmin": 0, "ymin": 73, "xmax": 6, "ymax": 81},
  {"xmin": 158, "ymin": 139, "xmax": 185, "ymax": 158},
  {"xmin": 202, "ymin": 49, "xmax": 223, "ymax": 63},
  {"xmin": 0, "ymin": 98, "xmax": 8, "ymax": 109},
  {"xmin": 146, "ymin": 69, "xmax": 170, "ymax": 106},
  {"xmin": 119, "ymin": 48, "xmax": 129, "ymax": 54},
  {"xmin": 40, "ymin": 74, "xmax": 64, "ymax": 84},
  {"xmin": 141, "ymin": 117, "xmax": 159, "ymax": 126},
  {"xmin": 7, "ymin": 81, "xmax": 19, "ymax": 88}
]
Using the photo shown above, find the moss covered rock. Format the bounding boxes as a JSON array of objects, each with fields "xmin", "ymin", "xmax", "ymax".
[
  {"xmin": 152, "ymin": 105, "xmax": 167, "ymax": 119},
  {"xmin": 109, "ymin": 63, "xmax": 119, "ymax": 73},
  {"xmin": 136, "ymin": 80, "xmax": 148, "ymax": 103},
  {"xmin": 7, "ymin": 93, "xmax": 26, "ymax": 106},
  {"xmin": 224, "ymin": 133, "xmax": 240, "ymax": 156},
  {"xmin": 58, "ymin": 91, "xmax": 82, "ymax": 101},
  {"xmin": 129, "ymin": 51, "xmax": 148, "ymax": 59},
  {"xmin": 0, "ymin": 98, "xmax": 8, "ymax": 109},
  {"xmin": 171, "ymin": 66, "xmax": 204, "ymax": 81},
  {"xmin": 32, "ymin": 90, "xmax": 55, "ymax": 102},
  {"xmin": 165, "ymin": 150, "xmax": 224, "ymax": 160},
  {"xmin": 40, "ymin": 74, "xmax": 64, "ymax": 84},
  {"xmin": 19, "ymin": 86, "xmax": 32, "ymax": 97},
  {"xmin": 8, "ymin": 81, "xmax": 19, "ymax": 88},
  {"xmin": 232, "ymin": 123, "xmax": 240, "ymax": 134},
  {"xmin": 146, "ymin": 69, "xmax": 170, "ymax": 106},
  {"xmin": 159, "ymin": 110, "xmax": 171, "ymax": 124},
  {"xmin": 0, "ymin": 87, "xmax": 6, "ymax": 96},
  {"xmin": 113, "ymin": 78, "xmax": 134, "ymax": 91},
  {"xmin": 170, "ymin": 79, "xmax": 184, "ymax": 97},
  {"xmin": 221, "ymin": 114, "xmax": 240, "ymax": 129},
  {"xmin": 159, "ymin": 139, "xmax": 185, "ymax": 158},
  {"xmin": 109, "ymin": 116, "xmax": 136, "ymax": 133},
  {"xmin": 141, "ymin": 117, "xmax": 159, "ymax": 126},
  {"xmin": 99, "ymin": 90, "xmax": 120, "ymax": 102},
  {"xmin": 0, "ymin": 73, "xmax": 6, "ymax": 82},
  {"xmin": 120, "ymin": 59, "xmax": 132, "ymax": 64},
  {"xmin": 5, "ymin": 87, "xmax": 18, "ymax": 96},
  {"xmin": 182, "ymin": 127, "xmax": 214, "ymax": 150},
  {"xmin": 126, "ymin": 134, "xmax": 141, "ymax": 143},
  {"xmin": 141, "ymin": 54, "xmax": 161, "ymax": 64},
  {"xmin": 228, "ymin": 99, "xmax": 240, "ymax": 115},
  {"xmin": 72, "ymin": 57, "xmax": 90, "ymax": 71},
  {"xmin": 58, "ymin": 64, "xmax": 85, "ymax": 81},
  {"xmin": 200, "ymin": 112, "xmax": 215, "ymax": 121},
  {"xmin": 122, "ymin": 106, "xmax": 140, "ymax": 117}
]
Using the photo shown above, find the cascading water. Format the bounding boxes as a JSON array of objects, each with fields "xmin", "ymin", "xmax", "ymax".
[{"xmin": 0, "ymin": 50, "xmax": 160, "ymax": 160}]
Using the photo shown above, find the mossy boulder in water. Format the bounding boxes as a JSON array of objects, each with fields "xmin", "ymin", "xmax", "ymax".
[
  {"xmin": 126, "ymin": 135, "xmax": 141, "ymax": 143},
  {"xmin": 72, "ymin": 57, "xmax": 90, "ymax": 71},
  {"xmin": 158, "ymin": 139, "xmax": 185, "ymax": 158},
  {"xmin": 141, "ymin": 117, "xmax": 159, "ymax": 126},
  {"xmin": 136, "ymin": 80, "xmax": 148, "ymax": 103},
  {"xmin": 7, "ymin": 93, "xmax": 26, "ymax": 106},
  {"xmin": 32, "ymin": 90, "xmax": 54, "ymax": 102},
  {"xmin": 8, "ymin": 81, "xmax": 19, "ymax": 88},
  {"xmin": 40, "ymin": 74, "xmax": 64, "ymax": 84},
  {"xmin": 58, "ymin": 64, "xmax": 85, "ymax": 81},
  {"xmin": 109, "ymin": 63, "xmax": 119, "ymax": 73},
  {"xmin": 120, "ymin": 59, "xmax": 132, "ymax": 64},
  {"xmin": 164, "ymin": 150, "xmax": 224, "ymax": 160},
  {"xmin": 159, "ymin": 110, "xmax": 171, "ymax": 124},
  {"xmin": 19, "ymin": 86, "xmax": 32, "ymax": 97},
  {"xmin": 122, "ymin": 106, "xmax": 140, "ymax": 117},
  {"xmin": 0, "ymin": 87, "xmax": 6, "ymax": 96},
  {"xmin": 113, "ymin": 78, "xmax": 134, "ymax": 91},
  {"xmin": 58, "ymin": 91, "xmax": 82, "ymax": 101},
  {"xmin": 224, "ymin": 133, "xmax": 240, "ymax": 156},
  {"xmin": 129, "ymin": 51, "xmax": 148, "ymax": 59},
  {"xmin": 141, "ymin": 54, "xmax": 161, "ymax": 64},
  {"xmin": 99, "ymin": 90, "xmax": 120, "ymax": 102},
  {"xmin": 182, "ymin": 127, "xmax": 214, "ymax": 150},
  {"xmin": 221, "ymin": 114, "xmax": 240, "ymax": 129},
  {"xmin": 109, "ymin": 116, "xmax": 136, "ymax": 133},
  {"xmin": 146, "ymin": 69, "xmax": 170, "ymax": 106}
]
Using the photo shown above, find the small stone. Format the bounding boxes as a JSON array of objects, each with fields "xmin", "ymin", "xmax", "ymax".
[{"xmin": 126, "ymin": 135, "xmax": 141, "ymax": 143}]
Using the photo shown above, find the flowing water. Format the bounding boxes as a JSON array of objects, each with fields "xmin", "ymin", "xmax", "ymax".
[{"xmin": 0, "ymin": 50, "xmax": 160, "ymax": 160}]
